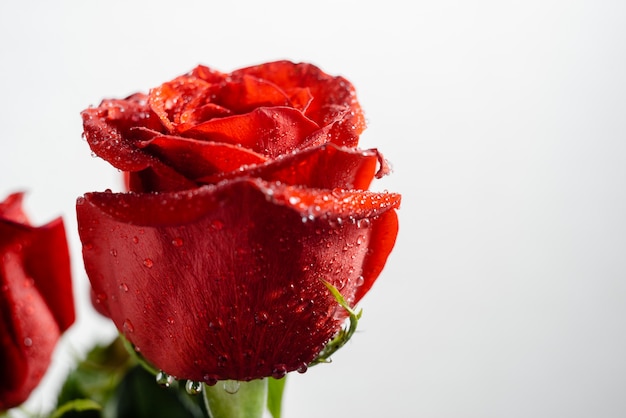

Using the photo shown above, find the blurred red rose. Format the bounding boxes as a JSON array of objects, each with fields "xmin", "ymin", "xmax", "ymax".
[
  {"xmin": 0, "ymin": 193, "xmax": 75, "ymax": 410},
  {"xmin": 77, "ymin": 61, "xmax": 400, "ymax": 383}
]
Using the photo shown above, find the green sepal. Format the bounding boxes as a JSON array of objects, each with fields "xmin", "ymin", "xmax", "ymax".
[
  {"xmin": 309, "ymin": 280, "xmax": 363, "ymax": 366},
  {"xmin": 50, "ymin": 399, "xmax": 102, "ymax": 418},
  {"xmin": 203, "ymin": 379, "xmax": 267, "ymax": 418},
  {"xmin": 266, "ymin": 377, "xmax": 287, "ymax": 418}
]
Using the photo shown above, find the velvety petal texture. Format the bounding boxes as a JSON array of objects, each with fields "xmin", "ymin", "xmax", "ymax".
[
  {"xmin": 0, "ymin": 193, "xmax": 75, "ymax": 410},
  {"xmin": 78, "ymin": 61, "xmax": 400, "ymax": 382}
]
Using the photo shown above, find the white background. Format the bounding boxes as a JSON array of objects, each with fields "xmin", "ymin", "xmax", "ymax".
[{"xmin": 2, "ymin": 1, "xmax": 626, "ymax": 417}]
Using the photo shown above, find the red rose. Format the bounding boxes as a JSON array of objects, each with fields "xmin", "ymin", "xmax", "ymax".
[
  {"xmin": 77, "ymin": 61, "xmax": 400, "ymax": 383},
  {"xmin": 0, "ymin": 193, "xmax": 75, "ymax": 410}
]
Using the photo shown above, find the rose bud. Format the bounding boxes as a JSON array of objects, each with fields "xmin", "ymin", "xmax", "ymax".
[
  {"xmin": 0, "ymin": 193, "xmax": 75, "ymax": 410},
  {"xmin": 77, "ymin": 61, "xmax": 400, "ymax": 384}
]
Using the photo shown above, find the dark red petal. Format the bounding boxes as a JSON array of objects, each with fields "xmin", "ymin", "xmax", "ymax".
[
  {"xmin": 183, "ymin": 107, "xmax": 320, "ymax": 158},
  {"xmin": 82, "ymin": 108, "xmax": 197, "ymax": 193},
  {"xmin": 188, "ymin": 65, "xmax": 228, "ymax": 83},
  {"xmin": 148, "ymin": 75, "xmax": 217, "ymax": 133},
  {"xmin": 0, "ymin": 200, "xmax": 74, "ymax": 332},
  {"xmin": 0, "ymin": 194, "xmax": 72, "ymax": 411},
  {"xmin": 353, "ymin": 209, "xmax": 399, "ymax": 304},
  {"xmin": 0, "ymin": 251, "xmax": 61, "ymax": 410},
  {"xmin": 178, "ymin": 103, "xmax": 232, "ymax": 131},
  {"xmin": 213, "ymin": 74, "xmax": 292, "ymax": 114},
  {"xmin": 201, "ymin": 144, "xmax": 381, "ymax": 190},
  {"xmin": 0, "ymin": 193, "xmax": 29, "ymax": 224},
  {"xmin": 233, "ymin": 61, "xmax": 365, "ymax": 134},
  {"xmin": 76, "ymin": 179, "xmax": 399, "ymax": 382},
  {"xmin": 141, "ymin": 134, "xmax": 268, "ymax": 183},
  {"xmin": 20, "ymin": 218, "xmax": 75, "ymax": 331}
]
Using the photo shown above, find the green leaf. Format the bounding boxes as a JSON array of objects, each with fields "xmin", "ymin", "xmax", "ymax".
[
  {"xmin": 56, "ymin": 336, "xmax": 133, "ymax": 409},
  {"xmin": 266, "ymin": 377, "xmax": 286, "ymax": 418},
  {"xmin": 50, "ymin": 399, "xmax": 102, "ymax": 418},
  {"xmin": 111, "ymin": 366, "xmax": 205, "ymax": 418},
  {"xmin": 309, "ymin": 280, "xmax": 363, "ymax": 366}
]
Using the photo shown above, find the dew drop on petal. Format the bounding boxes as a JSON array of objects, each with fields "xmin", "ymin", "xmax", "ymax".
[
  {"xmin": 123, "ymin": 319, "xmax": 135, "ymax": 333},
  {"xmin": 185, "ymin": 380, "xmax": 203, "ymax": 395},
  {"xmin": 156, "ymin": 371, "xmax": 175, "ymax": 387},
  {"xmin": 356, "ymin": 275, "xmax": 365, "ymax": 286},
  {"xmin": 254, "ymin": 311, "xmax": 269, "ymax": 324},
  {"xmin": 119, "ymin": 283, "xmax": 129, "ymax": 292},
  {"xmin": 23, "ymin": 337, "xmax": 33, "ymax": 347},
  {"xmin": 143, "ymin": 258, "xmax": 154, "ymax": 268},
  {"xmin": 203, "ymin": 374, "xmax": 219, "ymax": 386},
  {"xmin": 297, "ymin": 363, "xmax": 308, "ymax": 374},
  {"xmin": 357, "ymin": 218, "xmax": 371, "ymax": 229},
  {"xmin": 271, "ymin": 364, "xmax": 287, "ymax": 379},
  {"xmin": 171, "ymin": 237, "xmax": 183, "ymax": 247},
  {"xmin": 223, "ymin": 380, "xmax": 240, "ymax": 394}
]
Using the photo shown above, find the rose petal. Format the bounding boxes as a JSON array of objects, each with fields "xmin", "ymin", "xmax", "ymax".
[
  {"xmin": 184, "ymin": 107, "xmax": 320, "ymax": 158},
  {"xmin": 0, "ymin": 193, "xmax": 28, "ymax": 224},
  {"xmin": 201, "ymin": 144, "xmax": 381, "ymax": 190},
  {"xmin": 77, "ymin": 179, "xmax": 399, "ymax": 381},
  {"xmin": 148, "ymin": 75, "xmax": 218, "ymax": 133},
  {"xmin": 0, "ymin": 194, "xmax": 74, "ymax": 410},
  {"xmin": 0, "ymin": 252, "xmax": 61, "ymax": 410},
  {"xmin": 82, "ymin": 106, "xmax": 197, "ymax": 193},
  {"xmin": 233, "ymin": 61, "xmax": 364, "ymax": 131},
  {"xmin": 140, "ymin": 134, "xmax": 268, "ymax": 183},
  {"xmin": 214, "ymin": 74, "xmax": 292, "ymax": 114}
]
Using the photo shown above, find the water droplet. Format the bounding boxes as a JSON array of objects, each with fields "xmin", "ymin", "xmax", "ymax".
[
  {"xmin": 356, "ymin": 235, "xmax": 364, "ymax": 245},
  {"xmin": 156, "ymin": 371, "xmax": 175, "ymax": 387},
  {"xmin": 209, "ymin": 319, "xmax": 223, "ymax": 331},
  {"xmin": 357, "ymin": 218, "xmax": 371, "ymax": 229},
  {"xmin": 119, "ymin": 283, "xmax": 129, "ymax": 292},
  {"xmin": 166, "ymin": 317, "xmax": 175, "ymax": 325},
  {"xmin": 356, "ymin": 275, "xmax": 365, "ymax": 286},
  {"xmin": 185, "ymin": 380, "xmax": 203, "ymax": 395},
  {"xmin": 83, "ymin": 243, "xmax": 94, "ymax": 251},
  {"xmin": 132, "ymin": 236, "xmax": 139, "ymax": 244},
  {"xmin": 211, "ymin": 220, "xmax": 224, "ymax": 230},
  {"xmin": 271, "ymin": 364, "xmax": 287, "ymax": 379},
  {"xmin": 223, "ymin": 380, "xmax": 240, "ymax": 394},
  {"xmin": 123, "ymin": 319, "xmax": 135, "ymax": 333},
  {"xmin": 217, "ymin": 354, "xmax": 229, "ymax": 367},
  {"xmin": 203, "ymin": 374, "xmax": 219, "ymax": 386},
  {"xmin": 110, "ymin": 249, "xmax": 118, "ymax": 257},
  {"xmin": 171, "ymin": 237, "xmax": 183, "ymax": 247},
  {"xmin": 289, "ymin": 196, "xmax": 301, "ymax": 205},
  {"xmin": 23, "ymin": 337, "xmax": 33, "ymax": 347},
  {"xmin": 254, "ymin": 311, "xmax": 269, "ymax": 324},
  {"xmin": 143, "ymin": 258, "xmax": 154, "ymax": 268},
  {"xmin": 297, "ymin": 363, "xmax": 308, "ymax": 374}
]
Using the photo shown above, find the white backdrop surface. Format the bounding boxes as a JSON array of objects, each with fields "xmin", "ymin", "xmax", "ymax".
[{"xmin": 2, "ymin": 1, "xmax": 626, "ymax": 417}]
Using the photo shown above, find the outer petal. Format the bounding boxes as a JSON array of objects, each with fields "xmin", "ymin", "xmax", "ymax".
[
  {"xmin": 76, "ymin": 179, "xmax": 400, "ymax": 382},
  {"xmin": 183, "ymin": 107, "xmax": 321, "ymax": 158},
  {"xmin": 139, "ymin": 134, "xmax": 268, "ymax": 182},
  {"xmin": 82, "ymin": 103, "xmax": 196, "ymax": 193},
  {"xmin": 0, "ymin": 195, "xmax": 74, "ymax": 410},
  {"xmin": 0, "ymin": 252, "xmax": 61, "ymax": 410},
  {"xmin": 200, "ymin": 143, "xmax": 382, "ymax": 190}
]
